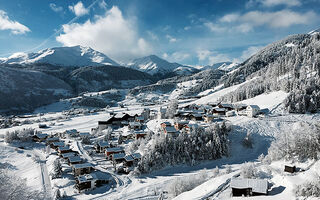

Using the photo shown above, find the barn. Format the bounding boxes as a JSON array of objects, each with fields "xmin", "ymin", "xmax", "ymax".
[{"xmin": 230, "ymin": 178, "xmax": 268, "ymax": 196}]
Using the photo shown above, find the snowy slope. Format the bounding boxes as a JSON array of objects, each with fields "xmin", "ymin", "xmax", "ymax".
[
  {"xmin": 1, "ymin": 46, "xmax": 119, "ymax": 67},
  {"xmin": 127, "ymin": 55, "xmax": 197, "ymax": 75},
  {"xmin": 308, "ymin": 27, "xmax": 320, "ymax": 35},
  {"xmin": 200, "ymin": 62, "xmax": 239, "ymax": 72}
]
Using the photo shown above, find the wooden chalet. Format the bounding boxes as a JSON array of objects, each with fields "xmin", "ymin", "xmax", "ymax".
[
  {"xmin": 51, "ymin": 141, "xmax": 65, "ymax": 149},
  {"xmin": 95, "ymin": 141, "xmax": 110, "ymax": 153},
  {"xmin": 174, "ymin": 121, "xmax": 188, "ymax": 130},
  {"xmin": 46, "ymin": 137, "xmax": 59, "ymax": 145},
  {"xmin": 72, "ymin": 163, "xmax": 94, "ymax": 176},
  {"xmin": 218, "ymin": 103, "xmax": 234, "ymax": 111},
  {"xmin": 68, "ymin": 156, "xmax": 82, "ymax": 165},
  {"xmin": 191, "ymin": 113, "xmax": 203, "ymax": 121},
  {"xmin": 128, "ymin": 122, "xmax": 142, "ymax": 130},
  {"xmin": 231, "ymin": 178, "xmax": 268, "ymax": 197},
  {"xmin": 61, "ymin": 152, "xmax": 77, "ymax": 160},
  {"xmin": 134, "ymin": 131, "xmax": 147, "ymax": 140},
  {"xmin": 112, "ymin": 153, "xmax": 126, "ymax": 164},
  {"xmin": 75, "ymin": 174, "xmax": 96, "ymax": 192},
  {"xmin": 105, "ymin": 147, "xmax": 125, "ymax": 159},
  {"xmin": 58, "ymin": 146, "xmax": 72, "ymax": 155},
  {"xmin": 32, "ymin": 133, "xmax": 48, "ymax": 142},
  {"xmin": 163, "ymin": 126, "xmax": 179, "ymax": 136},
  {"xmin": 212, "ymin": 107, "xmax": 226, "ymax": 116}
]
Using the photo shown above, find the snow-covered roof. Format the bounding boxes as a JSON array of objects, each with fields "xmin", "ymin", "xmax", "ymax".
[
  {"xmin": 136, "ymin": 116, "xmax": 144, "ymax": 120},
  {"xmin": 65, "ymin": 129, "xmax": 78, "ymax": 134},
  {"xmin": 46, "ymin": 137, "xmax": 59, "ymax": 141},
  {"xmin": 113, "ymin": 153, "xmax": 126, "ymax": 160},
  {"xmin": 230, "ymin": 178, "xmax": 268, "ymax": 194},
  {"xmin": 124, "ymin": 155, "xmax": 134, "ymax": 162},
  {"xmin": 98, "ymin": 141, "xmax": 109, "ymax": 147},
  {"xmin": 165, "ymin": 126, "xmax": 178, "ymax": 133},
  {"xmin": 247, "ymin": 105, "xmax": 260, "ymax": 110},
  {"xmin": 129, "ymin": 122, "xmax": 141, "ymax": 126},
  {"xmin": 69, "ymin": 156, "xmax": 82, "ymax": 163},
  {"xmin": 131, "ymin": 153, "xmax": 142, "ymax": 160},
  {"xmin": 106, "ymin": 147, "xmax": 124, "ymax": 153},
  {"xmin": 79, "ymin": 132, "xmax": 90, "ymax": 136},
  {"xmin": 58, "ymin": 146, "xmax": 70, "ymax": 151},
  {"xmin": 73, "ymin": 163, "xmax": 93, "ymax": 169},
  {"xmin": 62, "ymin": 152, "xmax": 76, "ymax": 158},
  {"xmin": 77, "ymin": 174, "xmax": 96, "ymax": 183},
  {"xmin": 52, "ymin": 142, "xmax": 65, "ymax": 147},
  {"xmin": 213, "ymin": 108, "xmax": 226, "ymax": 112},
  {"xmin": 114, "ymin": 113, "xmax": 127, "ymax": 119}
]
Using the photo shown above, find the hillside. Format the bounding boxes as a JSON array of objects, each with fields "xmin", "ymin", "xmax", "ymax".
[
  {"xmin": 0, "ymin": 66, "xmax": 72, "ymax": 113},
  {"xmin": 192, "ymin": 33, "xmax": 320, "ymax": 113}
]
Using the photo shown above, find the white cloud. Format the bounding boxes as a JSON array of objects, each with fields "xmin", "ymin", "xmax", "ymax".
[
  {"xmin": 166, "ymin": 34, "xmax": 177, "ymax": 43},
  {"xmin": 184, "ymin": 26, "xmax": 191, "ymax": 31},
  {"xmin": 197, "ymin": 49, "xmax": 230, "ymax": 65},
  {"xmin": 248, "ymin": 0, "xmax": 302, "ymax": 7},
  {"xmin": 147, "ymin": 31, "xmax": 158, "ymax": 41},
  {"xmin": 0, "ymin": 10, "xmax": 30, "ymax": 34},
  {"xmin": 69, "ymin": 1, "xmax": 89, "ymax": 17},
  {"xmin": 204, "ymin": 22, "xmax": 227, "ymax": 33},
  {"xmin": 162, "ymin": 51, "xmax": 190, "ymax": 62},
  {"xmin": 56, "ymin": 6, "xmax": 152, "ymax": 62},
  {"xmin": 239, "ymin": 45, "xmax": 265, "ymax": 61},
  {"xmin": 219, "ymin": 13, "xmax": 240, "ymax": 23},
  {"xmin": 241, "ymin": 10, "xmax": 316, "ymax": 28},
  {"xmin": 50, "ymin": 3, "xmax": 63, "ymax": 13},
  {"xmin": 215, "ymin": 9, "xmax": 317, "ymax": 33}
]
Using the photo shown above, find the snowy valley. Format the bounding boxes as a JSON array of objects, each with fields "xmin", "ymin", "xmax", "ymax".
[{"xmin": 0, "ymin": 25, "xmax": 320, "ymax": 200}]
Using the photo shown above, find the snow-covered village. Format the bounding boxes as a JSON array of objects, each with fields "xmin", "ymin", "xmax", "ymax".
[{"xmin": 1, "ymin": 0, "xmax": 320, "ymax": 200}]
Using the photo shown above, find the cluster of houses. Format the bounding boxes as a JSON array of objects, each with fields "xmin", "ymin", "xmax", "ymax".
[
  {"xmin": 94, "ymin": 140, "xmax": 142, "ymax": 173},
  {"xmin": 157, "ymin": 103, "xmax": 262, "ymax": 122},
  {"xmin": 32, "ymin": 132, "xmax": 113, "ymax": 192}
]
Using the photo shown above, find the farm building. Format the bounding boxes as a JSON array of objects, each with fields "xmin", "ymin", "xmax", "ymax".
[
  {"xmin": 212, "ymin": 108, "xmax": 226, "ymax": 116},
  {"xmin": 246, "ymin": 105, "xmax": 260, "ymax": 117},
  {"xmin": 230, "ymin": 178, "xmax": 268, "ymax": 196}
]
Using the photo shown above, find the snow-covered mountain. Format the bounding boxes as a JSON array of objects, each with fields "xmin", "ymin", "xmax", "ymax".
[
  {"xmin": 127, "ymin": 55, "xmax": 198, "ymax": 76},
  {"xmin": 200, "ymin": 62, "xmax": 239, "ymax": 72},
  {"xmin": 309, "ymin": 27, "xmax": 320, "ymax": 35},
  {"xmin": 0, "ymin": 45, "xmax": 119, "ymax": 67}
]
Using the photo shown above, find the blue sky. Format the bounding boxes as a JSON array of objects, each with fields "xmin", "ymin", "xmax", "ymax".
[{"xmin": 0, "ymin": 0, "xmax": 319, "ymax": 65}]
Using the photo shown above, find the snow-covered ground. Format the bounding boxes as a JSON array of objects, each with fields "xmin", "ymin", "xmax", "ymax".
[{"xmin": 0, "ymin": 83, "xmax": 319, "ymax": 199}]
